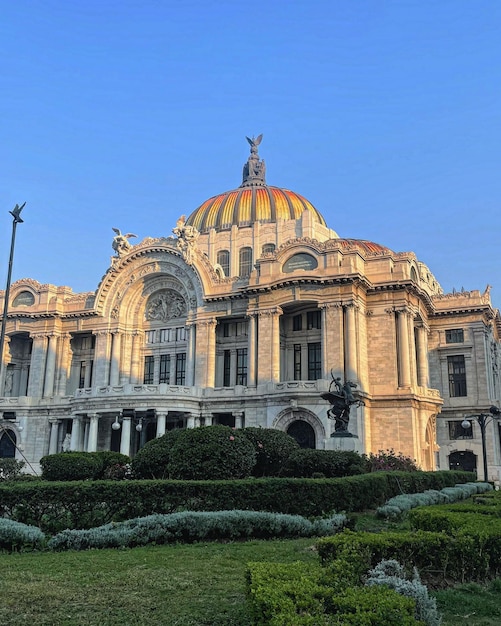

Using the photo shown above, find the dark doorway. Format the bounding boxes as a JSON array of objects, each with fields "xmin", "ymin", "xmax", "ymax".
[
  {"xmin": 449, "ymin": 450, "xmax": 477, "ymax": 473},
  {"xmin": 0, "ymin": 430, "xmax": 17, "ymax": 458},
  {"xmin": 287, "ymin": 420, "xmax": 315, "ymax": 449}
]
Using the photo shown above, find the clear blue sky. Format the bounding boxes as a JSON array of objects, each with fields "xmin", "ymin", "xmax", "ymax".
[{"xmin": 2, "ymin": 1, "xmax": 501, "ymax": 308}]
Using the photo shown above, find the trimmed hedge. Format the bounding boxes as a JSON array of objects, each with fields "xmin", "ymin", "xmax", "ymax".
[
  {"xmin": 283, "ymin": 449, "xmax": 367, "ymax": 478},
  {"xmin": 0, "ymin": 518, "xmax": 46, "ymax": 552},
  {"xmin": 0, "ymin": 470, "xmax": 473, "ymax": 533},
  {"xmin": 247, "ymin": 561, "xmax": 420, "ymax": 625},
  {"xmin": 40, "ymin": 451, "xmax": 130, "ymax": 481}
]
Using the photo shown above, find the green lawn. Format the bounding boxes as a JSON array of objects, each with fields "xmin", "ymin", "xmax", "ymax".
[{"xmin": 0, "ymin": 539, "xmax": 317, "ymax": 626}]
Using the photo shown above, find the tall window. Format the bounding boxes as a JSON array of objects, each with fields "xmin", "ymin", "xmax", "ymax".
[
  {"xmin": 293, "ymin": 314, "xmax": 302, "ymax": 331},
  {"xmin": 448, "ymin": 420, "xmax": 473, "ymax": 440},
  {"xmin": 239, "ymin": 247, "xmax": 253, "ymax": 277},
  {"xmin": 143, "ymin": 356, "xmax": 154, "ymax": 384},
  {"xmin": 294, "ymin": 344, "xmax": 302, "ymax": 380},
  {"xmin": 159, "ymin": 354, "xmax": 170, "ymax": 384},
  {"xmin": 236, "ymin": 348, "xmax": 248, "ymax": 385},
  {"xmin": 307, "ymin": 343, "xmax": 321, "ymax": 380},
  {"xmin": 79, "ymin": 362, "xmax": 86, "ymax": 389},
  {"xmin": 448, "ymin": 355, "xmax": 467, "ymax": 397},
  {"xmin": 145, "ymin": 330, "xmax": 156, "ymax": 344},
  {"xmin": 307, "ymin": 310, "xmax": 321, "ymax": 330},
  {"xmin": 217, "ymin": 250, "xmax": 230, "ymax": 277},
  {"xmin": 175, "ymin": 353, "xmax": 186, "ymax": 385},
  {"xmin": 446, "ymin": 329, "xmax": 464, "ymax": 344},
  {"xmin": 223, "ymin": 350, "xmax": 231, "ymax": 386}
]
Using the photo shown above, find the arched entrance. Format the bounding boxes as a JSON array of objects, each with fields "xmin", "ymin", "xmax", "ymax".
[
  {"xmin": 287, "ymin": 420, "xmax": 316, "ymax": 449},
  {"xmin": 0, "ymin": 430, "xmax": 17, "ymax": 458},
  {"xmin": 449, "ymin": 450, "xmax": 477, "ymax": 473}
]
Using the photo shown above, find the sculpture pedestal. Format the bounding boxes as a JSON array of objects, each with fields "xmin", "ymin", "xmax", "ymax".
[{"xmin": 325, "ymin": 432, "xmax": 360, "ymax": 452}]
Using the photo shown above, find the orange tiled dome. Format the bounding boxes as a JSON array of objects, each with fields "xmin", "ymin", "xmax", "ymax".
[{"xmin": 185, "ymin": 135, "xmax": 326, "ymax": 233}]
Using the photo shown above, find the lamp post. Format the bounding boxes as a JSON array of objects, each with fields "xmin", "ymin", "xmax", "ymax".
[
  {"xmin": 0, "ymin": 203, "xmax": 26, "ymax": 392},
  {"xmin": 461, "ymin": 405, "xmax": 501, "ymax": 482}
]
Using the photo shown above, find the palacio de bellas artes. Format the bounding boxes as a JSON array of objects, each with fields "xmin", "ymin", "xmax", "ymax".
[{"xmin": 1, "ymin": 135, "xmax": 501, "ymax": 479}]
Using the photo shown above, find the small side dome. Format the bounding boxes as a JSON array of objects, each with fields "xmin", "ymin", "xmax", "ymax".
[
  {"xmin": 186, "ymin": 135, "xmax": 327, "ymax": 233},
  {"xmin": 337, "ymin": 239, "xmax": 394, "ymax": 255}
]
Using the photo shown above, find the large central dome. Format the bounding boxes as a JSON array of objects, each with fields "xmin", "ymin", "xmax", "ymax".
[{"xmin": 186, "ymin": 135, "xmax": 327, "ymax": 233}]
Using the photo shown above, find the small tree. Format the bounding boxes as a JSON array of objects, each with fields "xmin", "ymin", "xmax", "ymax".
[
  {"xmin": 364, "ymin": 449, "xmax": 420, "ymax": 472},
  {"xmin": 169, "ymin": 425, "xmax": 256, "ymax": 480},
  {"xmin": 241, "ymin": 427, "xmax": 299, "ymax": 477}
]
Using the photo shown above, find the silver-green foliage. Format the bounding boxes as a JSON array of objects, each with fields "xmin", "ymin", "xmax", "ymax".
[
  {"xmin": 376, "ymin": 482, "xmax": 493, "ymax": 519},
  {"xmin": 366, "ymin": 559, "xmax": 441, "ymax": 626},
  {"xmin": 0, "ymin": 518, "xmax": 46, "ymax": 551},
  {"xmin": 47, "ymin": 510, "xmax": 347, "ymax": 551}
]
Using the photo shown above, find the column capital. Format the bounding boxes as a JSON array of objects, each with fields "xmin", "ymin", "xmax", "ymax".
[
  {"xmin": 196, "ymin": 317, "xmax": 217, "ymax": 329},
  {"xmin": 319, "ymin": 302, "xmax": 342, "ymax": 311},
  {"xmin": 257, "ymin": 306, "xmax": 283, "ymax": 317}
]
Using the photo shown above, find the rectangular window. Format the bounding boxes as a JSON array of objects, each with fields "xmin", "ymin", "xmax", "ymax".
[
  {"xmin": 79, "ymin": 361, "xmax": 86, "ymax": 389},
  {"xmin": 176, "ymin": 327, "xmax": 186, "ymax": 341},
  {"xmin": 446, "ymin": 329, "xmax": 464, "ymax": 344},
  {"xmin": 159, "ymin": 329, "xmax": 170, "ymax": 343},
  {"xmin": 143, "ymin": 356, "xmax": 154, "ymax": 384},
  {"xmin": 448, "ymin": 419, "xmax": 473, "ymax": 440},
  {"xmin": 223, "ymin": 350, "xmax": 231, "ymax": 386},
  {"xmin": 236, "ymin": 348, "xmax": 248, "ymax": 386},
  {"xmin": 235, "ymin": 321, "xmax": 247, "ymax": 336},
  {"xmin": 307, "ymin": 310, "xmax": 321, "ymax": 330},
  {"xmin": 145, "ymin": 330, "xmax": 156, "ymax": 344},
  {"xmin": 294, "ymin": 344, "xmax": 302, "ymax": 380},
  {"xmin": 293, "ymin": 314, "xmax": 302, "ymax": 331},
  {"xmin": 223, "ymin": 322, "xmax": 230, "ymax": 338},
  {"xmin": 159, "ymin": 354, "xmax": 170, "ymax": 384},
  {"xmin": 307, "ymin": 342, "xmax": 321, "ymax": 380},
  {"xmin": 448, "ymin": 355, "xmax": 467, "ymax": 397},
  {"xmin": 175, "ymin": 353, "xmax": 186, "ymax": 385}
]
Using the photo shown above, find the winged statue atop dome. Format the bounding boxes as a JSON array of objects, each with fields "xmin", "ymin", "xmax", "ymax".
[
  {"xmin": 242, "ymin": 134, "xmax": 266, "ymax": 184},
  {"xmin": 112, "ymin": 228, "xmax": 137, "ymax": 258}
]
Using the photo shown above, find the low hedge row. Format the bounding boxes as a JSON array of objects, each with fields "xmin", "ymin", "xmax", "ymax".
[
  {"xmin": 246, "ymin": 561, "xmax": 421, "ymax": 625},
  {"xmin": 0, "ymin": 471, "xmax": 472, "ymax": 533},
  {"xmin": 40, "ymin": 451, "xmax": 130, "ymax": 481}
]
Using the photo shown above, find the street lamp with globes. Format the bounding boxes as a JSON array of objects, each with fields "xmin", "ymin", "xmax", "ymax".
[{"xmin": 461, "ymin": 405, "xmax": 501, "ymax": 482}]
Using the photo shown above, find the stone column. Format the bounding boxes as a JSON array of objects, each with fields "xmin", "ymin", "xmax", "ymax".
[
  {"xmin": 156, "ymin": 411, "xmax": 167, "ymax": 437},
  {"xmin": 55, "ymin": 333, "xmax": 72, "ymax": 396},
  {"xmin": 247, "ymin": 313, "xmax": 257, "ymax": 387},
  {"xmin": 120, "ymin": 416, "xmax": 132, "ymax": 456},
  {"xmin": 87, "ymin": 413, "xmax": 99, "ymax": 452},
  {"xmin": 27, "ymin": 334, "xmax": 48, "ymax": 397},
  {"xmin": 344, "ymin": 304, "xmax": 358, "ymax": 382},
  {"xmin": 233, "ymin": 411, "xmax": 244, "ymax": 429},
  {"xmin": 120, "ymin": 332, "xmax": 132, "ymax": 384},
  {"xmin": 203, "ymin": 412, "xmax": 213, "ymax": 426},
  {"xmin": 129, "ymin": 331, "xmax": 142, "ymax": 384},
  {"xmin": 94, "ymin": 331, "xmax": 112, "ymax": 386},
  {"xmin": 70, "ymin": 415, "xmax": 83, "ymax": 451},
  {"xmin": 186, "ymin": 324, "xmax": 196, "ymax": 386},
  {"xmin": 109, "ymin": 332, "xmax": 122, "ymax": 386},
  {"xmin": 321, "ymin": 303, "xmax": 343, "ymax": 379},
  {"xmin": 194, "ymin": 319, "xmax": 217, "ymax": 387},
  {"xmin": 48, "ymin": 419, "xmax": 60, "ymax": 455},
  {"xmin": 187, "ymin": 413, "xmax": 196, "ymax": 429},
  {"xmin": 416, "ymin": 325, "xmax": 429, "ymax": 387},
  {"xmin": 43, "ymin": 334, "xmax": 58, "ymax": 397},
  {"xmin": 257, "ymin": 307, "xmax": 282, "ymax": 385},
  {"xmin": 397, "ymin": 308, "xmax": 411, "ymax": 387},
  {"xmin": 0, "ymin": 336, "xmax": 11, "ymax": 395}
]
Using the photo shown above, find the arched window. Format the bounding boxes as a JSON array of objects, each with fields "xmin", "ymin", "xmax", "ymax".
[
  {"xmin": 217, "ymin": 250, "xmax": 230, "ymax": 277},
  {"xmin": 411, "ymin": 266, "xmax": 418, "ymax": 282},
  {"xmin": 0, "ymin": 430, "xmax": 16, "ymax": 458},
  {"xmin": 239, "ymin": 247, "xmax": 253, "ymax": 277},
  {"xmin": 261, "ymin": 243, "xmax": 276, "ymax": 256},
  {"xmin": 287, "ymin": 420, "xmax": 316, "ymax": 449}
]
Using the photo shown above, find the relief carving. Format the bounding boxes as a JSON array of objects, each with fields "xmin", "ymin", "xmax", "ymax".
[{"xmin": 145, "ymin": 290, "xmax": 187, "ymax": 322}]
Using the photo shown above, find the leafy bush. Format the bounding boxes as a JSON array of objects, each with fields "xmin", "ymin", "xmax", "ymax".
[
  {"xmin": 40, "ymin": 452, "xmax": 102, "ymax": 481},
  {"xmin": 168, "ymin": 425, "xmax": 256, "ymax": 480},
  {"xmin": 283, "ymin": 449, "xmax": 367, "ymax": 478},
  {"xmin": 247, "ymin": 561, "xmax": 420, "ymax": 625},
  {"xmin": 131, "ymin": 429, "xmax": 184, "ymax": 479},
  {"xmin": 89, "ymin": 451, "xmax": 130, "ymax": 479},
  {"xmin": 0, "ymin": 458, "xmax": 26, "ymax": 480},
  {"xmin": 366, "ymin": 559, "xmax": 441, "ymax": 626},
  {"xmin": 48, "ymin": 510, "xmax": 348, "ymax": 551},
  {"xmin": 240, "ymin": 427, "xmax": 299, "ymax": 476},
  {"xmin": 364, "ymin": 449, "xmax": 420, "ymax": 472},
  {"xmin": 0, "ymin": 518, "xmax": 45, "ymax": 552}
]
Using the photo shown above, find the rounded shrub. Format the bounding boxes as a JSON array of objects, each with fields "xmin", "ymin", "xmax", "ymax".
[
  {"xmin": 241, "ymin": 427, "xmax": 299, "ymax": 477},
  {"xmin": 40, "ymin": 452, "xmax": 102, "ymax": 481},
  {"xmin": 87, "ymin": 451, "xmax": 130, "ymax": 479},
  {"xmin": 131, "ymin": 429, "xmax": 184, "ymax": 479},
  {"xmin": 168, "ymin": 425, "xmax": 256, "ymax": 480},
  {"xmin": 283, "ymin": 449, "xmax": 367, "ymax": 478}
]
